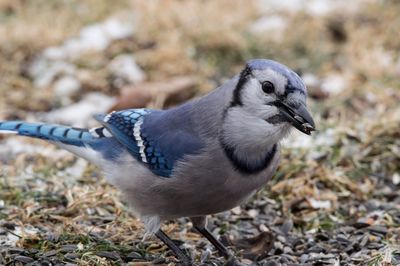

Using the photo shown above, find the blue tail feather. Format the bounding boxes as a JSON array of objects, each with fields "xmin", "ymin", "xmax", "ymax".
[{"xmin": 0, "ymin": 121, "xmax": 94, "ymax": 147}]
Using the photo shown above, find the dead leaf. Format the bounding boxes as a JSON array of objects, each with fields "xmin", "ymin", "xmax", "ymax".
[
  {"xmin": 232, "ymin": 231, "xmax": 275, "ymax": 260},
  {"xmin": 109, "ymin": 76, "xmax": 198, "ymax": 111}
]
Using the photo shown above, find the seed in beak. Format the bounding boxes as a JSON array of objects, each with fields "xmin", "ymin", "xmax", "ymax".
[{"xmin": 302, "ymin": 123, "xmax": 314, "ymax": 131}]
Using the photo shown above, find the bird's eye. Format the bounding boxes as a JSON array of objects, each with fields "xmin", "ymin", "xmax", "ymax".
[{"xmin": 261, "ymin": 81, "xmax": 275, "ymax": 94}]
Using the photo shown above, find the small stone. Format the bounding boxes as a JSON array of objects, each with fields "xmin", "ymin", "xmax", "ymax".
[
  {"xmin": 43, "ymin": 250, "xmax": 58, "ymax": 257},
  {"xmin": 279, "ymin": 219, "xmax": 293, "ymax": 235},
  {"xmin": 339, "ymin": 226, "xmax": 356, "ymax": 233},
  {"xmin": 28, "ymin": 249, "xmax": 39, "ymax": 255},
  {"xmin": 274, "ymin": 241, "xmax": 284, "ymax": 251},
  {"xmin": 231, "ymin": 206, "xmax": 241, "ymax": 215},
  {"xmin": 247, "ymin": 209, "xmax": 258, "ymax": 218},
  {"xmin": 359, "ymin": 234, "xmax": 369, "ymax": 247},
  {"xmin": 39, "ymin": 258, "xmax": 52, "ymax": 266},
  {"xmin": 300, "ymin": 254, "xmax": 309, "ymax": 263},
  {"xmin": 237, "ymin": 258, "xmax": 251, "ymax": 265},
  {"xmin": 263, "ymin": 260, "xmax": 280, "ymax": 266},
  {"xmin": 64, "ymin": 253, "xmax": 79, "ymax": 260},
  {"xmin": 14, "ymin": 255, "xmax": 34, "ymax": 263},
  {"xmin": 367, "ymin": 226, "xmax": 388, "ymax": 235},
  {"xmin": 367, "ymin": 242, "xmax": 384, "ymax": 249},
  {"xmin": 96, "ymin": 251, "xmax": 120, "ymax": 260},
  {"xmin": 60, "ymin": 245, "xmax": 78, "ymax": 253},
  {"xmin": 307, "ymin": 244, "xmax": 326, "ymax": 253},
  {"xmin": 365, "ymin": 200, "xmax": 380, "ymax": 212},
  {"xmin": 126, "ymin": 251, "xmax": 142, "ymax": 260},
  {"xmin": 277, "ymin": 235, "xmax": 286, "ymax": 243},
  {"xmin": 336, "ymin": 235, "xmax": 350, "ymax": 243},
  {"xmin": 283, "ymin": 246, "xmax": 293, "ymax": 254},
  {"xmin": 392, "ymin": 173, "xmax": 400, "ymax": 185},
  {"xmin": 259, "ymin": 224, "xmax": 269, "ymax": 232},
  {"xmin": 7, "ymin": 248, "xmax": 25, "ymax": 254}
]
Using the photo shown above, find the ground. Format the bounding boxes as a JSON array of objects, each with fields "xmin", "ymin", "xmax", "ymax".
[{"xmin": 0, "ymin": 0, "xmax": 399, "ymax": 265}]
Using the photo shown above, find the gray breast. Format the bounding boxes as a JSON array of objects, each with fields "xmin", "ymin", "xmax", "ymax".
[{"xmin": 142, "ymin": 142, "xmax": 281, "ymax": 219}]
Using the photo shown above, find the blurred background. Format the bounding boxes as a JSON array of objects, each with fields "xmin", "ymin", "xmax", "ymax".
[{"xmin": 0, "ymin": 0, "xmax": 399, "ymax": 265}]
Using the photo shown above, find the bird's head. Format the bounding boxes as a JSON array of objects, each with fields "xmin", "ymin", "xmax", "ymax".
[{"xmin": 226, "ymin": 59, "xmax": 315, "ymax": 140}]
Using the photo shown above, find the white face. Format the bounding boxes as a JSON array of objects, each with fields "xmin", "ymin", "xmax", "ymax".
[
  {"xmin": 239, "ymin": 69, "xmax": 306, "ymax": 122},
  {"xmin": 221, "ymin": 65, "xmax": 313, "ymax": 164},
  {"xmin": 220, "ymin": 59, "xmax": 314, "ymax": 171}
]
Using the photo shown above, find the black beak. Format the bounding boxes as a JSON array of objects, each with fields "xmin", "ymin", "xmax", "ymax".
[{"xmin": 274, "ymin": 101, "xmax": 316, "ymax": 135}]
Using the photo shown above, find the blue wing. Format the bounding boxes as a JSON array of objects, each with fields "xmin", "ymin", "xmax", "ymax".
[{"xmin": 97, "ymin": 106, "xmax": 204, "ymax": 177}]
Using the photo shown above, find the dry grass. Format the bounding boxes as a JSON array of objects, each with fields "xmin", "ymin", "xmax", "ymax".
[
  {"xmin": 131, "ymin": 0, "xmax": 258, "ymax": 83},
  {"xmin": 0, "ymin": 0, "xmax": 130, "ymax": 113}
]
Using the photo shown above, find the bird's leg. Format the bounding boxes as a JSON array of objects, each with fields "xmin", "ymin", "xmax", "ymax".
[
  {"xmin": 155, "ymin": 229, "xmax": 192, "ymax": 265},
  {"xmin": 194, "ymin": 225, "xmax": 233, "ymax": 259},
  {"xmin": 191, "ymin": 216, "xmax": 234, "ymax": 260}
]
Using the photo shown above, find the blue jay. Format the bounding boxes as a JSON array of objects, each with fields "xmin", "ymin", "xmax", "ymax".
[{"xmin": 0, "ymin": 59, "xmax": 315, "ymax": 265}]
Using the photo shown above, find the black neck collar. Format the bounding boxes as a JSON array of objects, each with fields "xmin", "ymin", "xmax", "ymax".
[{"xmin": 219, "ymin": 138, "xmax": 278, "ymax": 175}]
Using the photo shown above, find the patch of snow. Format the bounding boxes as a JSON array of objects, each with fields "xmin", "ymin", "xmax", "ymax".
[
  {"xmin": 306, "ymin": 0, "xmax": 337, "ymax": 17},
  {"xmin": 42, "ymin": 18, "xmax": 134, "ymax": 61},
  {"xmin": 69, "ymin": 24, "xmax": 110, "ymax": 53},
  {"xmin": 54, "ymin": 76, "xmax": 81, "ymax": 101},
  {"xmin": 42, "ymin": 93, "xmax": 116, "ymax": 127},
  {"xmin": 302, "ymin": 73, "xmax": 320, "ymax": 88},
  {"xmin": 30, "ymin": 60, "xmax": 76, "ymax": 89},
  {"xmin": 0, "ymin": 138, "xmax": 71, "ymax": 160},
  {"xmin": 321, "ymin": 74, "xmax": 346, "ymax": 95},
  {"xmin": 0, "ymin": 138, "xmax": 52, "ymax": 156},
  {"xmin": 258, "ymin": 0, "xmax": 366, "ymax": 17},
  {"xmin": 283, "ymin": 128, "xmax": 337, "ymax": 149},
  {"xmin": 258, "ymin": 0, "xmax": 303, "ymax": 13},
  {"xmin": 29, "ymin": 16, "xmax": 136, "ymax": 90},
  {"xmin": 108, "ymin": 54, "xmax": 146, "ymax": 86},
  {"xmin": 0, "ymin": 225, "xmax": 39, "ymax": 246},
  {"xmin": 103, "ymin": 18, "xmax": 134, "ymax": 40},
  {"xmin": 314, "ymin": 128, "xmax": 337, "ymax": 147},
  {"xmin": 249, "ymin": 15, "xmax": 288, "ymax": 40},
  {"xmin": 283, "ymin": 131, "xmax": 313, "ymax": 149}
]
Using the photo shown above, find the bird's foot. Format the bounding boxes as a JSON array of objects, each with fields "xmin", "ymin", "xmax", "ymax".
[{"xmin": 155, "ymin": 229, "xmax": 193, "ymax": 265}]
